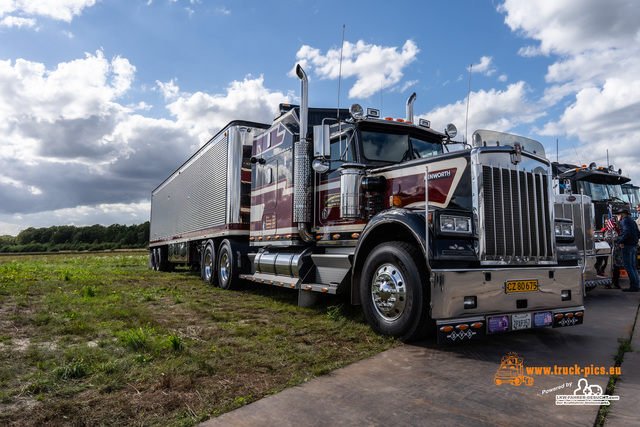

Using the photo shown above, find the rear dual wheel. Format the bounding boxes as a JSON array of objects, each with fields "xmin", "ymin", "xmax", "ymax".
[
  {"xmin": 201, "ymin": 239, "xmax": 241, "ymax": 290},
  {"xmin": 150, "ymin": 247, "xmax": 170, "ymax": 271},
  {"xmin": 217, "ymin": 240, "xmax": 240, "ymax": 290},
  {"xmin": 202, "ymin": 242, "xmax": 217, "ymax": 286}
]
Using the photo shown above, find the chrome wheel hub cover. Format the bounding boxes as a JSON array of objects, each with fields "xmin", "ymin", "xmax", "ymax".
[{"xmin": 371, "ymin": 263, "xmax": 407, "ymax": 321}]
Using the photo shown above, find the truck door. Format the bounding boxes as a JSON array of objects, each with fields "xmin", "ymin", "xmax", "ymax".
[{"xmin": 318, "ymin": 129, "xmax": 356, "ymax": 226}]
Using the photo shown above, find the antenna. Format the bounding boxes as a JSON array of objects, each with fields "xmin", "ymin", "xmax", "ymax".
[
  {"xmin": 556, "ymin": 139, "xmax": 558, "ymax": 164},
  {"xmin": 465, "ymin": 64, "xmax": 472, "ymax": 144},
  {"xmin": 572, "ymin": 143, "xmax": 582, "ymax": 165},
  {"xmin": 337, "ymin": 24, "xmax": 345, "ymax": 118},
  {"xmin": 607, "ymin": 149, "xmax": 610, "ymax": 167}
]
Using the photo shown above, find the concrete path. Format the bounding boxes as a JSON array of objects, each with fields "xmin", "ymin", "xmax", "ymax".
[{"xmin": 202, "ymin": 286, "xmax": 640, "ymax": 427}]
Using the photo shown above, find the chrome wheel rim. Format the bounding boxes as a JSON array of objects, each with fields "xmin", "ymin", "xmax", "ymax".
[
  {"xmin": 204, "ymin": 251, "xmax": 213, "ymax": 282},
  {"xmin": 220, "ymin": 251, "xmax": 230, "ymax": 284},
  {"xmin": 371, "ymin": 263, "xmax": 407, "ymax": 321}
]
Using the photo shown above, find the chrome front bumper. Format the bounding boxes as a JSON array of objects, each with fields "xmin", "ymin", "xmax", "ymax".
[{"xmin": 430, "ymin": 265, "xmax": 584, "ymax": 342}]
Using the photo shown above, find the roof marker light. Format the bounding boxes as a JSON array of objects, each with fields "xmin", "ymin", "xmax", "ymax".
[{"xmin": 419, "ymin": 118, "xmax": 431, "ymax": 128}]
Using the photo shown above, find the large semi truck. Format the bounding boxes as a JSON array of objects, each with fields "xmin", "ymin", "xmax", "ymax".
[
  {"xmin": 553, "ymin": 162, "xmax": 631, "ymax": 289},
  {"xmin": 150, "ymin": 65, "xmax": 584, "ymax": 343}
]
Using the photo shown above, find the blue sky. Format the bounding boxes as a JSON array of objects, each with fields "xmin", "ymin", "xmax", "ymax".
[{"xmin": 1, "ymin": 0, "xmax": 640, "ymax": 235}]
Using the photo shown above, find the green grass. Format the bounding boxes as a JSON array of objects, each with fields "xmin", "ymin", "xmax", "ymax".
[{"xmin": 0, "ymin": 251, "xmax": 396, "ymax": 426}]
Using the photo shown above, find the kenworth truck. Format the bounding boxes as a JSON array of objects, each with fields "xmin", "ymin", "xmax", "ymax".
[
  {"xmin": 149, "ymin": 65, "xmax": 584, "ymax": 343},
  {"xmin": 553, "ymin": 162, "xmax": 631, "ymax": 289}
]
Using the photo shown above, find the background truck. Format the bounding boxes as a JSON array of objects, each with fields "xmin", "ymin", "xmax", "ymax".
[
  {"xmin": 149, "ymin": 65, "xmax": 585, "ymax": 343},
  {"xmin": 553, "ymin": 162, "xmax": 631, "ymax": 289}
]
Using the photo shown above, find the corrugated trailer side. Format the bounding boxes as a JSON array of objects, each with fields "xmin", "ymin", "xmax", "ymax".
[{"xmin": 149, "ymin": 121, "xmax": 269, "ymax": 271}]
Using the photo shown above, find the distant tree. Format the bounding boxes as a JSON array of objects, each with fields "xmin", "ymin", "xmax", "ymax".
[{"xmin": 2, "ymin": 222, "xmax": 150, "ymax": 253}]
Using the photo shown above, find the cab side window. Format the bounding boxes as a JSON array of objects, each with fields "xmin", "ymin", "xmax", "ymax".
[{"xmin": 327, "ymin": 133, "xmax": 355, "ymax": 172}]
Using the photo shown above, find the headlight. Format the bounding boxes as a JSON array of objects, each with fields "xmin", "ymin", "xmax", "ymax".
[
  {"xmin": 440, "ymin": 215, "xmax": 472, "ymax": 234},
  {"xmin": 554, "ymin": 221, "xmax": 573, "ymax": 238}
]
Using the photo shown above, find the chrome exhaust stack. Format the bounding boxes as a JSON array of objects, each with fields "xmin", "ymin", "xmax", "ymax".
[
  {"xmin": 294, "ymin": 64, "xmax": 313, "ymax": 241},
  {"xmin": 406, "ymin": 92, "xmax": 417, "ymax": 123}
]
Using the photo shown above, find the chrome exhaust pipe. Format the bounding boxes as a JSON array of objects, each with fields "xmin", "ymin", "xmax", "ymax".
[
  {"xmin": 406, "ymin": 92, "xmax": 417, "ymax": 123},
  {"xmin": 294, "ymin": 64, "xmax": 313, "ymax": 241}
]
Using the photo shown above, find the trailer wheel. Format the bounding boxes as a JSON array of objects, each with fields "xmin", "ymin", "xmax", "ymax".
[
  {"xmin": 360, "ymin": 241, "xmax": 433, "ymax": 342},
  {"xmin": 202, "ymin": 242, "xmax": 217, "ymax": 286},
  {"xmin": 149, "ymin": 250, "xmax": 155, "ymax": 270},
  {"xmin": 152, "ymin": 248, "xmax": 160, "ymax": 271},
  {"xmin": 217, "ymin": 240, "xmax": 240, "ymax": 290}
]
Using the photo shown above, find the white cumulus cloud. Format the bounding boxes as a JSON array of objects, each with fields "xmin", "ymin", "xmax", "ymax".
[{"xmin": 294, "ymin": 39, "xmax": 419, "ymax": 99}]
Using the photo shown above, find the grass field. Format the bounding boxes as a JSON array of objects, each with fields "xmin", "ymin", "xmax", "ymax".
[{"xmin": 0, "ymin": 251, "xmax": 397, "ymax": 426}]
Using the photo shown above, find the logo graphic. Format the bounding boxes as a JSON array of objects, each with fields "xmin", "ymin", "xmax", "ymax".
[
  {"xmin": 555, "ymin": 378, "xmax": 619, "ymax": 405},
  {"xmin": 494, "ymin": 352, "xmax": 534, "ymax": 386}
]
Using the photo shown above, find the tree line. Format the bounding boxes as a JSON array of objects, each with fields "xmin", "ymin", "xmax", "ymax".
[{"xmin": 0, "ymin": 222, "xmax": 150, "ymax": 253}]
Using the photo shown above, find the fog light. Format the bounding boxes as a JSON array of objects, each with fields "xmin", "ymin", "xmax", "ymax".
[{"xmin": 464, "ymin": 296, "xmax": 477, "ymax": 309}]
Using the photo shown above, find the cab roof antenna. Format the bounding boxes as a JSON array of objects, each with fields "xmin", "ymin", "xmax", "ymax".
[
  {"xmin": 465, "ymin": 64, "xmax": 472, "ymax": 144},
  {"xmin": 337, "ymin": 24, "xmax": 345, "ymax": 119}
]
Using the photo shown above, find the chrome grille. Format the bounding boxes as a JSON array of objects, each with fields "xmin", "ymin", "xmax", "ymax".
[
  {"xmin": 482, "ymin": 165, "xmax": 553, "ymax": 263},
  {"xmin": 554, "ymin": 196, "xmax": 594, "ymax": 252}
]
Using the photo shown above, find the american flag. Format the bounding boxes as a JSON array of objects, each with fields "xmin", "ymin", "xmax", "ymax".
[{"xmin": 606, "ymin": 205, "xmax": 616, "ymax": 230}]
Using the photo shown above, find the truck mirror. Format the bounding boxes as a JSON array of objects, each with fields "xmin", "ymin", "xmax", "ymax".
[
  {"xmin": 312, "ymin": 158, "xmax": 330, "ymax": 173},
  {"xmin": 313, "ymin": 125, "xmax": 330, "ymax": 158}
]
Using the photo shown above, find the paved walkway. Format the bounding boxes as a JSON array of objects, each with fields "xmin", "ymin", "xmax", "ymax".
[{"xmin": 201, "ymin": 286, "xmax": 640, "ymax": 427}]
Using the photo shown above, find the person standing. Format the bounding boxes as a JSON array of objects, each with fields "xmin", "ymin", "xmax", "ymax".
[
  {"xmin": 615, "ymin": 207, "xmax": 640, "ymax": 292},
  {"xmin": 636, "ymin": 204, "xmax": 640, "ymax": 270},
  {"xmin": 603, "ymin": 218, "xmax": 622, "ymax": 289}
]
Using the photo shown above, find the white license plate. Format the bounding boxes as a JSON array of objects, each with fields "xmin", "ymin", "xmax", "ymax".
[{"xmin": 512, "ymin": 313, "xmax": 532, "ymax": 330}]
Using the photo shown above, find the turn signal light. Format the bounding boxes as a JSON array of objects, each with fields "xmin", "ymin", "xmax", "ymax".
[
  {"xmin": 440, "ymin": 326, "xmax": 453, "ymax": 332},
  {"xmin": 456, "ymin": 324, "xmax": 469, "ymax": 331},
  {"xmin": 471, "ymin": 322, "xmax": 483, "ymax": 329}
]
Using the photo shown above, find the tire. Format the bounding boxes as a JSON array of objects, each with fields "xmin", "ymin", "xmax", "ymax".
[
  {"xmin": 360, "ymin": 241, "xmax": 433, "ymax": 342},
  {"xmin": 152, "ymin": 248, "xmax": 160, "ymax": 271},
  {"xmin": 217, "ymin": 240, "xmax": 240, "ymax": 290},
  {"xmin": 149, "ymin": 250, "xmax": 156, "ymax": 270},
  {"xmin": 156, "ymin": 247, "xmax": 170, "ymax": 272},
  {"xmin": 201, "ymin": 242, "xmax": 217, "ymax": 286}
]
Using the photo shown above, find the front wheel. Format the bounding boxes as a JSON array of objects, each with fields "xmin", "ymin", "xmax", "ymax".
[{"xmin": 360, "ymin": 241, "xmax": 433, "ymax": 342}]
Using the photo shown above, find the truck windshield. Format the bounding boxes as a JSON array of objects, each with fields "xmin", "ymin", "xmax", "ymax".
[
  {"xmin": 577, "ymin": 182, "xmax": 625, "ymax": 202},
  {"xmin": 622, "ymin": 186, "xmax": 640, "ymax": 206},
  {"xmin": 361, "ymin": 130, "xmax": 443, "ymax": 163}
]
